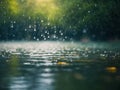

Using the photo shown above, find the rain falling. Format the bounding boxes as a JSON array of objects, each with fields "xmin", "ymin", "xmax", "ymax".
[{"xmin": 0, "ymin": 0, "xmax": 120, "ymax": 90}]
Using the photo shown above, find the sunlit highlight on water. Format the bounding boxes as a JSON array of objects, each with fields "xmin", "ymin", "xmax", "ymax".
[{"xmin": 106, "ymin": 67, "xmax": 117, "ymax": 73}]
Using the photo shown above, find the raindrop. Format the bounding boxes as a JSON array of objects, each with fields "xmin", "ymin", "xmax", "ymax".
[
  {"xmin": 45, "ymin": 31, "xmax": 47, "ymax": 34},
  {"xmin": 29, "ymin": 25, "xmax": 32, "ymax": 28},
  {"xmin": 95, "ymin": 4, "xmax": 97, "ymax": 7},
  {"xmin": 21, "ymin": 0, "xmax": 25, "ymax": 2},
  {"xmin": 59, "ymin": 30, "xmax": 62, "ymax": 33},
  {"xmin": 52, "ymin": 35, "xmax": 56, "ymax": 39},
  {"xmin": 71, "ymin": 10, "xmax": 74, "ymax": 13},
  {"xmin": 44, "ymin": 38, "xmax": 47, "ymax": 40},
  {"xmin": 77, "ymin": 4, "xmax": 79, "ymax": 7},
  {"xmin": 41, "ymin": 20, "xmax": 44, "ymax": 23},
  {"xmin": 47, "ymin": 32, "xmax": 49, "ymax": 35},
  {"xmin": 13, "ymin": 21, "xmax": 16, "ymax": 23},
  {"xmin": 28, "ymin": 16, "xmax": 31, "ymax": 20},
  {"xmin": 22, "ymin": 14, "xmax": 25, "ymax": 17},
  {"xmin": 47, "ymin": 22, "xmax": 50, "ymax": 26},
  {"xmin": 34, "ymin": 28, "xmax": 36, "ymax": 31},
  {"xmin": 104, "ymin": 51, "xmax": 107, "ymax": 53},
  {"xmin": 62, "ymin": 39, "xmax": 65, "ymax": 41},
  {"xmin": 45, "ymin": 26, "xmax": 48, "ymax": 29},
  {"xmin": 25, "ymin": 29, "xmax": 27, "ymax": 31},
  {"xmin": 100, "ymin": 54, "xmax": 105, "ymax": 57},
  {"xmin": 12, "ymin": 34, "xmax": 15, "ymax": 37},
  {"xmin": 65, "ymin": 36, "xmax": 67, "ymax": 39},
  {"xmin": 69, "ymin": 25, "xmax": 72, "ymax": 29},
  {"xmin": 88, "ymin": 11, "xmax": 91, "ymax": 13},
  {"xmin": 48, "ymin": 36, "xmax": 50, "ymax": 38},
  {"xmin": 60, "ymin": 33, "xmax": 63, "ymax": 36},
  {"xmin": 10, "ymin": 24, "xmax": 14, "ymax": 28},
  {"xmin": 54, "ymin": 30, "xmax": 57, "ymax": 34},
  {"xmin": 54, "ymin": 26, "xmax": 57, "ymax": 29},
  {"xmin": 37, "ymin": 38, "xmax": 39, "ymax": 41},
  {"xmin": 41, "ymin": 34, "xmax": 44, "ymax": 37},
  {"xmin": 4, "ymin": 20, "xmax": 6, "ymax": 24},
  {"xmin": 83, "ymin": 29, "xmax": 87, "ymax": 33},
  {"xmin": 33, "ymin": 36, "xmax": 36, "ymax": 39},
  {"xmin": 83, "ymin": 19, "xmax": 84, "ymax": 22},
  {"xmin": 79, "ymin": 7, "xmax": 81, "ymax": 10}
]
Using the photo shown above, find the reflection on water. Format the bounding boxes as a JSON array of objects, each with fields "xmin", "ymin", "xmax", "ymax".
[{"xmin": 0, "ymin": 41, "xmax": 120, "ymax": 90}]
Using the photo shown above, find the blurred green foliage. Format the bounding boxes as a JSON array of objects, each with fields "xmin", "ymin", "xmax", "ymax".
[{"xmin": 0, "ymin": 0, "xmax": 120, "ymax": 41}]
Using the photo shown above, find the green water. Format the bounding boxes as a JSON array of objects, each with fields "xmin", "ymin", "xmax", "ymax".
[{"xmin": 0, "ymin": 41, "xmax": 120, "ymax": 90}]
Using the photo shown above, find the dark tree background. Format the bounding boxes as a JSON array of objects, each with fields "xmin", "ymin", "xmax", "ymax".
[{"xmin": 0, "ymin": 0, "xmax": 120, "ymax": 41}]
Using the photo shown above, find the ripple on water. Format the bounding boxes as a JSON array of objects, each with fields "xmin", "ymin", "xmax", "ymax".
[
  {"xmin": 0, "ymin": 42, "xmax": 120, "ymax": 67},
  {"xmin": 0, "ymin": 41, "xmax": 120, "ymax": 90}
]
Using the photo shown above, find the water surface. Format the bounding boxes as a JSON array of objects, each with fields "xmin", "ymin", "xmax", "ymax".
[{"xmin": 0, "ymin": 41, "xmax": 120, "ymax": 90}]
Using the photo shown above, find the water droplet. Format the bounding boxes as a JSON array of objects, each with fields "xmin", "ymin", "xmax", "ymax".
[
  {"xmin": 88, "ymin": 11, "xmax": 91, "ymax": 13},
  {"xmin": 37, "ymin": 38, "xmax": 39, "ymax": 41},
  {"xmin": 25, "ymin": 29, "xmax": 27, "ymax": 31},
  {"xmin": 60, "ymin": 33, "xmax": 63, "ymax": 36},
  {"xmin": 33, "ymin": 36, "xmax": 36, "ymax": 39},
  {"xmin": 77, "ymin": 4, "xmax": 79, "ymax": 7},
  {"xmin": 45, "ymin": 31, "xmax": 47, "ymax": 33},
  {"xmin": 34, "ymin": 28, "xmax": 36, "ymax": 31},
  {"xmin": 44, "ymin": 38, "xmax": 47, "ymax": 40},
  {"xmin": 22, "ymin": 14, "xmax": 25, "ymax": 17},
  {"xmin": 65, "ymin": 36, "xmax": 67, "ymax": 39},
  {"xmin": 10, "ymin": 24, "xmax": 14, "ymax": 28},
  {"xmin": 21, "ymin": 0, "xmax": 25, "ymax": 2},
  {"xmin": 29, "ymin": 25, "xmax": 32, "ymax": 28},
  {"xmin": 28, "ymin": 16, "xmax": 31, "ymax": 20},
  {"xmin": 47, "ymin": 22, "xmax": 50, "ymax": 26},
  {"xmin": 4, "ymin": 20, "xmax": 6, "ymax": 23},
  {"xmin": 83, "ymin": 29, "xmax": 87, "ymax": 33},
  {"xmin": 48, "ymin": 36, "xmax": 50, "ymax": 38},
  {"xmin": 79, "ymin": 7, "xmax": 81, "ymax": 10},
  {"xmin": 13, "ymin": 21, "xmax": 16, "ymax": 23},
  {"xmin": 53, "ymin": 35, "xmax": 56, "ymax": 38},
  {"xmin": 95, "ymin": 4, "xmax": 97, "ymax": 7},
  {"xmin": 41, "ymin": 20, "xmax": 44, "ymax": 23}
]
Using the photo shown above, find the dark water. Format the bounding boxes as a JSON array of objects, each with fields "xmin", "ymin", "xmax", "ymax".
[{"xmin": 0, "ymin": 41, "xmax": 120, "ymax": 90}]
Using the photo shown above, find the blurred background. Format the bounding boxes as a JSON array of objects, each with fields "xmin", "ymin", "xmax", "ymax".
[
  {"xmin": 0, "ymin": 0, "xmax": 120, "ymax": 41},
  {"xmin": 0, "ymin": 0, "xmax": 120, "ymax": 90}
]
